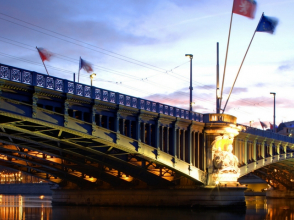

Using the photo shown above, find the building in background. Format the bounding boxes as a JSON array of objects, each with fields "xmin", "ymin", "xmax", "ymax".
[{"xmin": 277, "ymin": 121, "xmax": 294, "ymax": 137}]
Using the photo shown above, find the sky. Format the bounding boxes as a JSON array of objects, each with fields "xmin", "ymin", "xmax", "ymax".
[{"xmin": 1, "ymin": 0, "xmax": 294, "ymax": 128}]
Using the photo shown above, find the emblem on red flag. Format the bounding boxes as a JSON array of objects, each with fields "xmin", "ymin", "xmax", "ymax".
[{"xmin": 233, "ymin": 0, "xmax": 257, "ymax": 19}]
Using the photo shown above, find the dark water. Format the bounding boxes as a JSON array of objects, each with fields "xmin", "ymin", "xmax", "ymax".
[{"xmin": 0, "ymin": 195, "xmax": 293, "ymax": 220}]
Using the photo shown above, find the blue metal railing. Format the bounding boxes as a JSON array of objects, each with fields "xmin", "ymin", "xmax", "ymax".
[
  {"xmin": 0, "ymin": 63, "xmax": 204, "ymax": 122},
  {"xmin": 238, "ymin": 124, "xmax": 294, "ymax": 144}
]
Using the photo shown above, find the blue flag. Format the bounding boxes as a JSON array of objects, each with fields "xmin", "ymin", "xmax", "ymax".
[{"xmin": 256, "ymin": 14, "xmax": 279, "ymax": 34}]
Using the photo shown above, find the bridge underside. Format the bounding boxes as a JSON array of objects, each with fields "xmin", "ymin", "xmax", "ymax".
[
  {"xmin": 253, "ymin": 159, "xmax": 294, "ymax": 191},
  {"xmin": 0, "ymin": 111, "xmax": 203, "ymax": 189}
]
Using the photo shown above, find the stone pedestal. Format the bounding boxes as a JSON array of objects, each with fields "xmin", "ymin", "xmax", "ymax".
[{"xmin": 52, "ymin": 187, "xmax": 246, "ymax": 208}]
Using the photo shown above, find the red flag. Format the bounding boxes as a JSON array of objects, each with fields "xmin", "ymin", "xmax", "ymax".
[
  {"xmin": 37, "ymin": 47, "xmax": 53, "ymax": 62},
  {"xmin": 259, "ymin": 121, "xmax": 268, "ymax": 130},
  {"xmin": 233, "ymin": 0, "xmax": 257, "ymax": 19}
]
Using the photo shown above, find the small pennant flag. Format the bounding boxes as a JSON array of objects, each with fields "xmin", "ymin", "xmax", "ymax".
[
  {"xmin": 259, "ymin": 121, "xmax": 268, "ymax": 130},
  {"xmin": 233, "ymin": 0, "xmax": 257, "ymax": 19},
  {"xmin": 256, "ymin": 14, "xmax": 279, "ymax": 34},
  {"xmin": 79, "ymin": 58, "xmax": 93, "ymax": 73},
  {"xmin": 37, "ymin": 47, "xmax": 53, "ymax": 62}
]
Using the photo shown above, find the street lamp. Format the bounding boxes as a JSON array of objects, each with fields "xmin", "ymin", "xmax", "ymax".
[
  {"xmin": 90, "ymin": 73, "xmax": 96, "ymax": 86},
  {"xmin": 185, "ymin": 54, "xmax": 193, "ymax": 111},
  {"xmin": 270, "ymin": 92, "xmax": 276, "ymax": 133},
  {"xmin": 249, "ymin": 120, "xmax": 254, "ymax": 127}
]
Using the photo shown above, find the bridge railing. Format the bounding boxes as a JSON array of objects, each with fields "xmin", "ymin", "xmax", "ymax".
[
  {"xmin": 0, "ymin": 63, "xmax": 204, "ymax": 123},
  {"xmin": 238, "ymin": 124, "xmax": 294, "ymax": 144}
]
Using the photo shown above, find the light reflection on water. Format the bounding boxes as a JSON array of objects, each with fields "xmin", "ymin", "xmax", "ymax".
[{"xmin": 0, "ymin": 195, "xmax": 294, "ymax": 220}]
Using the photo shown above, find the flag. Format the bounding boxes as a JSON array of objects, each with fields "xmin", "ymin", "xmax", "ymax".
[
  {"xmin": 37, "ymin": 47, "xmax": 53, "ymax": 62},
  {"xmin": 79, "ymin": 58, "xmax": 93, "ymax": 73},
  {"xmin": 233, "ymin": 0, "xmax": 257, "ymax": 19},
  {"xmin": 269, "ymin": 122, "xmax": 277, "ymax": 132},
  {"xmin": 256, "ymin": 14, "xmax": 279, "ymax": 34},
  {"xmin": 260, "ymin": 121, "xmax": 268, "ymax": 129}
]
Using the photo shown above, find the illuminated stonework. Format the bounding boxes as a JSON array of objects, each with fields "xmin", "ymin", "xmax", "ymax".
[{"xmin": 210, "ymin": 135, "xmax": 240, "ymax": 184}]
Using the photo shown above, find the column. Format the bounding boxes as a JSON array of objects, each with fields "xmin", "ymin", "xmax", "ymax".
[
  {"xmin": 148, "ymin": 124, "xmax": 152, "ymax": 146},
  {"xmin": 136, "ymin": 116, "xmax": 141, "ymax": 142},
  {"xmin": 155, "ymin": 118, "xmax": 160, "ymax": 149},
  {"xmin": 244, "ymin": 138, "xmax": 248, "ymax": 165},
  {"xmin": 182, "ymin": 130, "xmax": 186, "ymax": 161},
  {"xmin": 171, "ymin": 121, "xmax": 177, "ymax": 157},
  {"xmin": 166, "ymin": 127, "xmax": 170, "ymax": 154},
  {"xmin": 261, "ymin": 140, "xmax": 265, "ymax": 159},
  {"xmin": 269, "ymin": 142, "xmax": 273, "ymax": 157},
  {"xmin": 197, "ymin": 132, "xmax": 200, "ymax": 168},
  {"xmin": 192, "ymin": 131, "xmax": 196, "ymax": 166},
  {"xmin": 187, "ymin": 125, "xmax": 192, "ymax": 164},
  {"xmin": 253, "ymin": 139, "xmax": 257, "ymax": 161},
  {"xmin": 127, "ymin": 120, "xmax": 131, "ymax": 137},
  {"xmin": 161, "ymin": 126, "xmax": 164, "ymax": 151},
  {"xmin": 121, "ymin": 119, "xmax": 125, "ymax": 135},
  {"xmin": 98, "ymin": 115, "xmax": 102, "ymax": 127},
  {"xmin": 177, "ymin": 129, "xmax": 181, "ymax": 159},
  {"xmin": 142, "ymin": 122, "xmax": 146, "ymax": 143}
]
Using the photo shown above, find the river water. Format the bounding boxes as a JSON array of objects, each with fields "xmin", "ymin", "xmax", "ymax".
[{"xmin": 0, "ymin": 195, "xmax": 293, "ymax": 220}]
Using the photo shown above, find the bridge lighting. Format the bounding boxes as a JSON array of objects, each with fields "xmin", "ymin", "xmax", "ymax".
[
  {"xmin": 185, "ymin": 54, "xmax": 193, "ymax": 112},
  {"xmin": 90, "ymin": 73, "xmax": 96, "ymax": 86},
  {"xmin": 215, "ymin": 180, "xmax": 219, "ymax": 185}
]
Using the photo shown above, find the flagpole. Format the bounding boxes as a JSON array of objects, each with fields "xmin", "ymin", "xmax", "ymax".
[
  {"xmin": 78, "ymin": 56, "xmax": 81, "ymax": 83},
  {"xmin": 220, "ymin": 1, "xmax": 235, "ymax": 110},
  {"xmin": 222, "ymin": 13, "xmax": 264, "ymax": 113},
  {"xmin": 36, "ymin": 46, "xmax": 50, "ymax": 76}
]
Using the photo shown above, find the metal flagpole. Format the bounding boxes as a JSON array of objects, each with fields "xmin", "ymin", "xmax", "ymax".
[
  {"xmin": 222, "ymin": 13, "xmax": 264, "ymax": 113},
  {"xmin": 36, "ymin": 46, "xmax": 50, "ymax": 75},
  {"xmin": 220, "ymin": 2, "xmax": 235, "ymax": 110},
  {"xmin": 78, "ymin": 56, "xmax": 81, "ymax": 83}
]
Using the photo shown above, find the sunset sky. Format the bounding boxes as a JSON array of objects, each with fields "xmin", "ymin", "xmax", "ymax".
[{"xmin": 1, "ymin": 0, "xmax": 294, "ymax": 128}]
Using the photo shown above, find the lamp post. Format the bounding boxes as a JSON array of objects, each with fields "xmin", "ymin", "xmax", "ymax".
[
  {"xmin": 185, "ymin": 54, "xmax": 193, "ymax": 111},
  {"xmin": 249, "ymin": 120, "xmax": 254, "ymax": 127},
  {"xmin": 90, "ymin": 73, "xmax": 96, "ymax": 86},
  {"xmin": 270, "ymin": 92, "xmax": 276, "ymax": 133}
]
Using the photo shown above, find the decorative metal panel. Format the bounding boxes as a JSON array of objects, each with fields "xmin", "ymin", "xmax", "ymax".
[
  {"xmin": 68, "ymin": 82, "xmax": 74, "ymax": 94},
  {"xmin": 103, "ymin": 91, "xmax": 108, "ymax": 101},
  {"xmin": 132, "ymin": 98, "xmax": 137, "ymax": 108},
  {"xmin": 152, "ymin": 103, "xmax": 156, "ymax": 112},
  {"xmin": 181, "ymin": 110, "xmax": 184, "ymax": 118},
  {"xmin": 164, "ymin": 106, "xmax": 168, "ymax": 115},
  {"xmin": 146, "ymin": 101, "xmax": 151, "ymax": 111},
  {"xmin": 95, "ymin": 89, "xmax": 101, "ymax": 100},
  {"xmin": 76, "ymin": 84, "xmax": 83, "ymax": 96},
  {"xmin": 11, "ymin": 69, "xmax": 21, "ymax": 82},
  {"xmin": 126, "ymin": 96, "xmax": 131, "ymax": 106},
  {"xmin": 55, "ymin": 79, "xmax": 63, "ymax": 91},
  {"xmin": 22, "ymin": 71, "xmax": 32, "ymax": 84},
  {"xmin": 84, "ymin": 86, "xmax": 91, "ymax": 98},
  {"xmin": 36, "ymin": 74, "xmax": 45, "ymax": 87},
  {"xmin": 46, "ymin": 77, "xmax": 54, "ymax": 89},
  {"xmin": 110, "ymin": 92, "xmax": 115, "ymax": 103},
  {"xmin": 176, "ymin": 109, "xmax": 180, "ymax": 117},
  {"xmin": 196, "ymin": 113, "xmax": 200, "ymax": 121},
  {"xmin": 140, "ymin": 100, "xmax": 145, "ymax": 109},
  {"xmin": 119, "ymin": 94, "xmax": 124, "ymax": 105},
  {"xmin": 200, "ymin": 114, "xmax": 203, "ymax": 122},
  {"xmin": 170, "ymin": 107, "xmax": 174, "ymax": 116},
  {"xmin": 0, "ymin": 66, "xmax": 10, "ymax": 80},
  {"xmin": 185, "ymin": 111, "xmax": 189, "ymax": 119},
  {"xmin": 159, "ymin": 104, "xmax": 163, "ymax": 113}
]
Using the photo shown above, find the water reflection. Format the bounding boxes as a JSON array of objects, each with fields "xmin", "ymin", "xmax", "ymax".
[
  {"xmin": 0, "ymin": 195, "xmax": 294, "ymax": 220},
  {"xmin": 0, "ymin": 195, "xmax": 51, "ymax": 220}
]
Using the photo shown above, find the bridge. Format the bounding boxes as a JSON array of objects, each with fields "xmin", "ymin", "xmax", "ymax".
[{"xmin": 0, "ymin": 63, "xmax": 294, "ymax": 206}]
